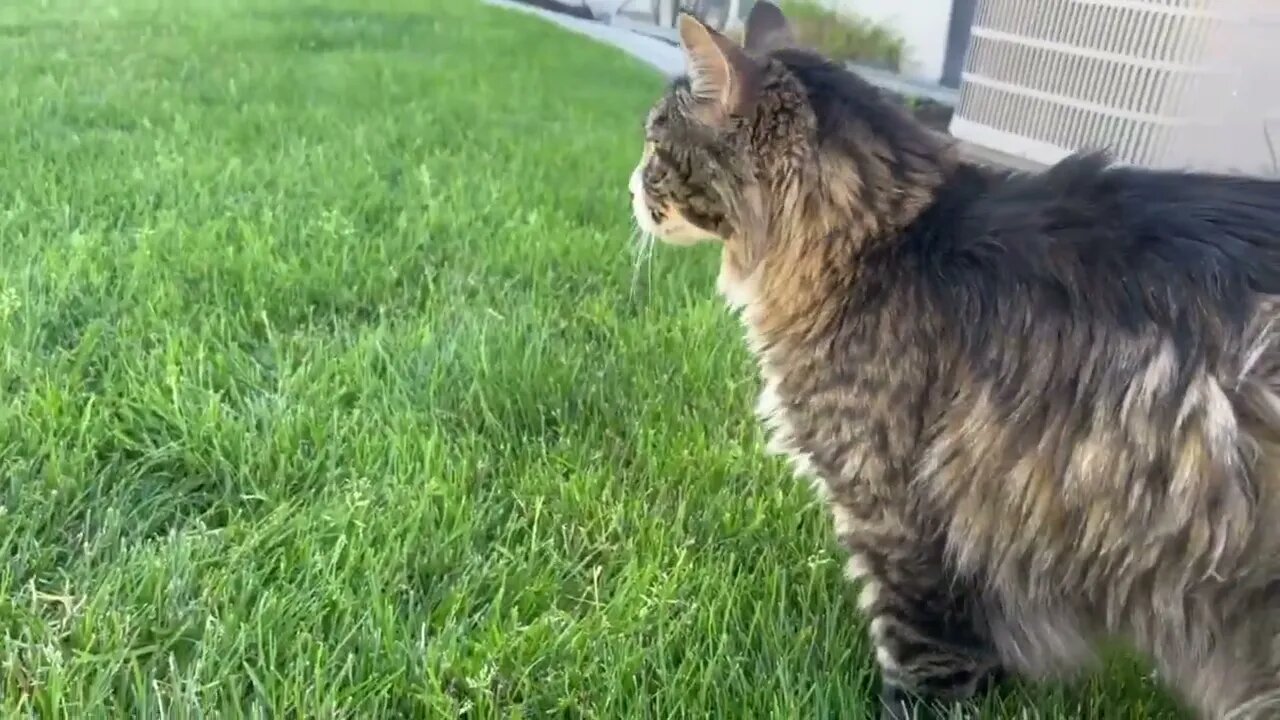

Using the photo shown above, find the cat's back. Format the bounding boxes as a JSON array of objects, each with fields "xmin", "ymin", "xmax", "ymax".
[
  {"xmin": 910, "ymin": 152, "xmax": 1280, "ymax": 359},
  {"xmin": 940, "ymin": 152, "xmax": 1280, "ymax": 306},
  {"xmin": 902, "ymin": 154, "xmax": 1280, "ymax": 606}
]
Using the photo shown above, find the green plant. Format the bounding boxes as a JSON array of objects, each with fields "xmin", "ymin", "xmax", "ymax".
[{"xmin": 779, "ymin": 0, "xmax": 904, "ymax": 70}]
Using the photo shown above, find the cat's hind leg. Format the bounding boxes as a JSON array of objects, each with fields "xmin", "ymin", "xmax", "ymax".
[
  {"xmin": 833, "ymin": 509, "xmax": 1004, "ymax": 719},
  {"xmin": 1162, "ymin": 616, "xmax": 1280, "ymax": 720}
]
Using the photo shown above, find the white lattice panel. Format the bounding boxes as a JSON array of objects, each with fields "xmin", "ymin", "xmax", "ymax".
[{"xmin": 950, "ymin": 0, "xmax": 1280, "ymax": 174}]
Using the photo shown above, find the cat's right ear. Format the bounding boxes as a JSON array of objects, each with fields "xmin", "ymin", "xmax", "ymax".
[
  {"xmin": 677, "ymin": 13, "xmax": 758, "ymax": 125},
  {"xmin": 743, "ymin": 1, "xmax": 795, "ymax": 54}
]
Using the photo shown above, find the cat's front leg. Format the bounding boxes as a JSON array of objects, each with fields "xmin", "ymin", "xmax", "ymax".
[
  {"xmin": 834, "ymin": 509, "xmax": 1003, "ymax": 719},
  {"xmin": 877, "ymin": 666, "xmax": 1006, "ymax": 720}
]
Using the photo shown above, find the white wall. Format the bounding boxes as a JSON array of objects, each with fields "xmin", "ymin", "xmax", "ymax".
[{"xmin": 824, "ymin": 0, "xmax": 953, "ymax": 83}]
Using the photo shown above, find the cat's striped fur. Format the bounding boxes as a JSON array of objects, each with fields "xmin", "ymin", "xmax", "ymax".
[{"xmin": 628, "ymin": 4, "xmax": 1280, "ymax": 718}]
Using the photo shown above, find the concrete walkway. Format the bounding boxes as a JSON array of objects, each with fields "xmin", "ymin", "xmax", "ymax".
[
  {"xmin": 482, "ymin": 0, "xmax": 1043, "ymax": 172},
  {"xmin": 483, "ymin": 0, "xmax": 685, "ymax": 77}
]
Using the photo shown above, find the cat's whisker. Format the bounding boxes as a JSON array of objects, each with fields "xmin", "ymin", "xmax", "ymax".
[
  {"xmin": 640, "ymin": 237, "xmax": 658, "ymax": 291},
  {"xmin": 627, "ymin": 222, "xmax": 655, "ymax": 300}
]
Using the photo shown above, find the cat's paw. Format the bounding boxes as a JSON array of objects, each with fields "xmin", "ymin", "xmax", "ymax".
[
  {"xmin": 878, "ymin": 683, "xmax": 924, "ymax": 720},
  {"xmin": 878, "ymin": 680, "xmax": 995, "ymax": 720},
  {"xmin": 973, "ymin": 665, "xmax": 1009, "ymax": 698}
]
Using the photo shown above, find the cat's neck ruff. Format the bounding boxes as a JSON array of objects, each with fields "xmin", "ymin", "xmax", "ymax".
[
  {"xmin": 715, "ymin": 252, "xmax": 760, "ymax": 315},
  {"xmin": 716, "ymin": 250, "xmax": 789, "ymax": 363}
]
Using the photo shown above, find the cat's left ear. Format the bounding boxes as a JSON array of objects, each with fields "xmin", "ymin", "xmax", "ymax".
[{"xmin": 677, "ymin": 13, "xmax": 758, "ymax": 125}]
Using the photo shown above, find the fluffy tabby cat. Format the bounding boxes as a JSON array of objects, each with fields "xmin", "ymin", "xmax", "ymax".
[{"xmin": 629, "ymin": 3, "xmax": 1280, "ymax": 718}]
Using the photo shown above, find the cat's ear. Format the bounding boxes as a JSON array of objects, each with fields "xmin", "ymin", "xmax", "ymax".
[
  {"xmin": 743, "ymin": 1, "xmax": 795, "ymax": 54},
  {"xmin": 677, "ymin": 13, "xmax": 757, "ymax": 124}
]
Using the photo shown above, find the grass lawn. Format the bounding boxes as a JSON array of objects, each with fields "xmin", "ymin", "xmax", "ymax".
[{"xmin": 0, "ymin": 0, "xmax": 1183, "ymax": 716}]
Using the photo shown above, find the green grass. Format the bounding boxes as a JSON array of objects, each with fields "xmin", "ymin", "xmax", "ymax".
[{"xmin": 0, "ymin": 0, "xmax": 1182, "ymax": 716}]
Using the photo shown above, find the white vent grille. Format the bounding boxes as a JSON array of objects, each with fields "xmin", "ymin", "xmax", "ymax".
[{"xmin": 949, "ymin": 0, "xmax": 1280, "ymax": 174}]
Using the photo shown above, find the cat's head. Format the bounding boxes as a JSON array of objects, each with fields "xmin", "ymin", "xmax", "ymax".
[{"xmin": 629, "ymin": 2, "xmax": 949, "ymax": 267}]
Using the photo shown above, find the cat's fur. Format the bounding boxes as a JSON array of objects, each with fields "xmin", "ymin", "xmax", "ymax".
[{"xmin": 629, "ymin": 4, "xmax": 1280, "ymax": 718}]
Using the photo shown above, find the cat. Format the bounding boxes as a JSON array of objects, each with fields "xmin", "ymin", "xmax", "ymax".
[{"xmin": 628, "ymin": 3, "xmax": 1280, "ymax": 718}]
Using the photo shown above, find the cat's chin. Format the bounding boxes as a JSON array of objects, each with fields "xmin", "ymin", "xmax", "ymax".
[
  {"xmin": 650, "ymin": 216, "xmax": 721, "ymax": 245},
  {"xmin": 655, "ymin": 231, "xmax": 717, "ymax": 247},
  {"xmin": 632, "ymin": 214, "xmax": 716, "ymax": 247}
]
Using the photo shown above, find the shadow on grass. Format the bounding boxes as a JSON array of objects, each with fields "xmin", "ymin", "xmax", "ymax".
[
  {"xmin": 0, "ymin": 20, "xmax": 75, "ymax": 40},
  {"xmin": 254, "ymin": 6, "xmax": 441, "ymax": 54}
]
